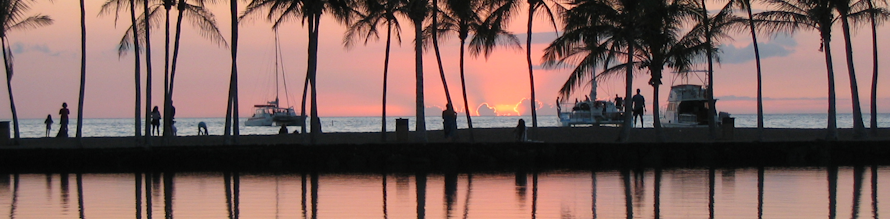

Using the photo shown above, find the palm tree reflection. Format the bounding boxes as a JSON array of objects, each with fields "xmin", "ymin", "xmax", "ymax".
[
  {"xmin": 852, "ymin": 166, "xmax": 865, "ymax": 219},
  {"xmin": 622, "ymin": 170, "xmax": 632, "ymax": 219},
  {"xmin": 871, "ymin": 165, "xmax": 878, "ymax": 218},
  {"xmin": 514, "ymin": 171, "xmax": 527, "ymax": 206},
  {"xmin": 709, "ymin": 168, "xmax": 715, "ymax": 219},
  {"xmin": 462, "ymin": 174, "xmax": 473, "ymax": 219},
  {"xmin": 135, "ymin": 173, "xmax": 142, "ymax": 219},
  {"xmin": 445, "ymin": 173, "xmax": 458, "ymax": 217},
  {"xmin": 415, "ymin": 172, "xmax": 426, "ymax": 219},
  {"xmin": 591, "ymin": 171, "xmax": 597, "ymax": 219},
  {"xmin": 224, "ymin": 172, "xmax": 240, "ymax": 219},
  {"xmin": 757, "ymin": 167, "xmax": 764, "ymax": 219},
  {"xmin": 164, "ymin": 173, "xmax": 174, "ymax": 219},
  {"xmin": 10, "ymin": 174, "xmax": 19, "ymax": 219},
  {"xmin": 654, "ymin": 169, "xmax": 662, "ymax": 219},
  {"xmin": 828, "ymin": 166, "xmax": 838, "ymax": 219},
  {"xmin": 77, "ymin": 173, "xmax": 85, "ymax": 219},
  {"xmin": 382, "ymin": 173, "xmax": 388, "ymax": 219}
]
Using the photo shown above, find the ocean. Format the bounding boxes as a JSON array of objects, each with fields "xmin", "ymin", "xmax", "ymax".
[{"xmin": 10, "ymin": 113, "xmax": 890, "ymax": 138}]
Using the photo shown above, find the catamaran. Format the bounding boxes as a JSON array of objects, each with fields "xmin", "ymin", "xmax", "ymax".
[{"xmin": 246, "ymin": 30, "xmax": 304, "ymax": 127}]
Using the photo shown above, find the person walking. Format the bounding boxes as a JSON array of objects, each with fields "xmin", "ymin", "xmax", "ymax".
[
  {"xmin": 632, "ymin": 89, "xmax": 646, "ymax": 127},
  {"xmin": 43, "ymin": 114, "xmax": 53, "ymax": 137}
]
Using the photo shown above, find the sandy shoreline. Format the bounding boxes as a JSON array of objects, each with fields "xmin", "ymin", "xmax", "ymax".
[{"xmin": 6, "ymin": 127, "xmax": 888, "ymax": 148}]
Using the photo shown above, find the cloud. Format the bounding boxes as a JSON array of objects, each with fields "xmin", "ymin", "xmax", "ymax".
[
  {"xmin": 476, "ymin": 103, "xmax": 497, "ymax": 116},
  {"xmin": 11, "ymin": 43, "xmax": 62, "ymax": 56},
  {"xmin": 716, "ymin": 34, "xmax": 796, "ymax": 64}
]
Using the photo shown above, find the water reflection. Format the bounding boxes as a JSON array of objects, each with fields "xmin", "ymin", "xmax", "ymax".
[{"xmin": 0, "ymin": 167, "xmax": 886, "ymax": 218}]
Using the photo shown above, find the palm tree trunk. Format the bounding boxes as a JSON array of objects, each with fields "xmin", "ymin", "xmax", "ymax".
[
  {"xmin": 167, "ymin": 0, "xmax": 186, "ymax": 139},
  {"xmin": 224, "ymin": 0, "xmax": 239, "ymax": 143},
  {"xmin": 129, "ymin": 0, "xmax": 144, "ymax": 145},
  {"xmin": 309, "ymin": 14, "xmax": 323, "ymax": 144},
  {"xmin": 618, "ymin": 39, "xmax": 634, "ymax": 142},
  {"xmin": 867, "ymin": 0, "xmax": 879, "ymax": 136},
  {"xmin": 163, "ymin": 5, "xmax": 172, "ymax": 138},
  {"xmin": 822, "ymin": 32, "xmax": 838, "ymax": 140},
  {"xmin": 459, "ymin": 39, "xmax": 475, "ymax": 142},
  {"xmin": 2, "ymin": 38, "xmax": 20, "ymax": 144},
  {"xmin": 300, "ymin": 68, "xmax": 309, "ymax": 136},
  {"xmin": 144, "ymin": 0, "xmax": 154, "ymax": 146},
  {"xmin": 745, "ymin": 3, "xmax": 764, "ymax": 141},
  {"xmin": 526, "ymin": 5, "xmax": 538, "ymax": 137},
  {"xmin": 77, "ymin": 0, "xmax": 86, "ymax": 144},
  {"xmin": 652, "ymin": 68, "xmax": 664, "ymax": 142},
  {"xmin": 414, "ymin": 19, "xmax": 428, "ymax": 143},
  {"xmin": 701, "ymin": 0, "xmax": 717, "ymax": 140},
  {"xmin": 839, "ymin": 15, "xmax": 867, "ymax": 139},
  {"xmin": 381, "ymin": 22, "xmax": 393, "ymax": 142},
  {"xmin": 432, "ymin": 0, "xmax": 453, "ymax": 106}
]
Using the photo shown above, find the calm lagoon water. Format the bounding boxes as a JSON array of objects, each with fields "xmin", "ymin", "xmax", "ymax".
[
  {"xmin": 1, "ymin": 167, "xmax": 887, "ymax": 218},
  {"xmin": 13, "ymin": 113, "xmax": 890, "ymax": 137}
]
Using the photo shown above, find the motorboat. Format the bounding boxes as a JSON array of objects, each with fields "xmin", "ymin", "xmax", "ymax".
[
  {"xmin": 557, "ymin": 80, "xmax": 624, "ymax": 127},
  {"xmin": 661, "ymin": 84, "xmax": 729, "ymax": 127}
]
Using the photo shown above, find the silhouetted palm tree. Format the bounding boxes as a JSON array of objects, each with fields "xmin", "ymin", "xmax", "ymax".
[
  {"xmin": 863, "ymin": 0, "xmax": 888, "ymax": 136},
  {"xmin": 833, "ymin": 0, "xmax": 868, "ymax": 139},
  {"xmin": 523, "ymin": 0, "xmax": 564, "ymax": 136},
  {"xmin": 166, "ymin": 0, "xmax": 227, "ymax": 137},
  {"xmin": 224, "ymin": 0, "xmax": 241, "ymax": 143},
  {"xmin": 406, "ymin": 0, "xmax": 429, "ymax": 142},
  {"xmin": 696, "ymin": 0, "xmax": 719, "ymax": 139},
  {"xmin": 692, "ymin": 0, "xmax": 743, "ymax": 139},
  {"xmin": 244, "ymin": 0, "xmax": 356, "ymax": 144},
  {"xmin": 757, "ymin": 0, "xmax": 841, "ymax": 140},
  {"xmin": 729, "ymin": 0, "xmax": 766, "ymax": 140},
  {"xmin": 77, "ymin": 0, "xmax": 86, "ymax": 145},
  {"xmin": 345, "ymin": 0, "xmax": 405, "ymax": 142},
  {"xmin": 545, "ymin": 0, "xmax": 640, "ymax": 142},
  {"xmin": 435, "ymin": 0, "xmax": 520, "ymax": 142},
  {"xmin": 0, "ymin": 0, "xmax": 52, "ymax": 144}
]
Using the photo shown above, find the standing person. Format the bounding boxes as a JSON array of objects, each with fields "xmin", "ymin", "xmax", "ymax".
[
  {"xmin": 632, "ymin": 89, "xmax": 646, "ymax": 127},
  {"xmin": 57, "ymin": 102, "xmax": 69, "ymax": 138},
  {"xmin": 151, "ymin": 106, "xmax": 161, "ymax": 136},
  {"xmin": 442, "ymin": 104, "xmax": 457, "ymax": 140},
  {"xmin": 513, "ymin": 119, "xmax": 527, "ymax": 142},
  {"xmin": 43, "ymin": 114, "xmax": 53, "ymax": 138},
  {"xmin": 614, "ymin": 94, "xmax": 624, "ymax": 111}
]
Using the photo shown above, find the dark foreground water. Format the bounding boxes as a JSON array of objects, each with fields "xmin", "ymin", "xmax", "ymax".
[{"xmin": 1, "ymin": 167, "xmax": 887, "ymax": 218}]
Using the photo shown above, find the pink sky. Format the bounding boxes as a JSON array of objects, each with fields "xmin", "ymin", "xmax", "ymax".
[{"xmin": 0, "ymin": 0, "xmax": 888, "ymax": 119}]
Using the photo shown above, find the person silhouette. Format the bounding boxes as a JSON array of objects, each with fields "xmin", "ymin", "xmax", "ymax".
[
  {"xmin": 614, "ymin": 94, "xmax": 624, "ymax": 111},
  {"xmin": 632, "ymin": 89, "xmax": 646, "ymax": 127},
  {"xmin": 513, "ymin": 119, "xmax": 527, "ymax": 142},
  {"xmin": 151, "ymin": 106, "xmax": 161, "ymax": 136},
  {"xmin": 197, "ymin": 121, "xmax": 208, "ymax": 135},
  {"xmin": 43, "ymin": 114, "xmax": 53, "ymax": 138},
  {"xmin": 57, "ymin": 102, "xmax": 69, "ymax": 138},
  {"xmin": 442, "ymin": 104, "xmax": 458, "ymax": 140}
]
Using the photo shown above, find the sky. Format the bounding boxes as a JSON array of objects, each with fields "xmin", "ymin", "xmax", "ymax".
[{"xmin": 0, "ymin": 0, "xmax": 889, "ymax": 120}]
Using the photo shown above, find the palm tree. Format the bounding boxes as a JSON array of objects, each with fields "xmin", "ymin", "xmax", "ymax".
[
  {"xmin": 405, "ymin": 0, "xmax": 429, "ymax": 142},
  {"xmin": 757, "ymin": 0, "xmax": 841, "ymax": 140},
  {"xmin": 435, "ymin": 0, "xmax": 520, "ymax": 142},
  {"xmin": 224, "ymin": 0, "xmax": 240, "ymax": 143},
  {"xmin": 345, "ymin": 0, "xmax": 405, "ymax": 142},
  {"xmin": 0, "ymin": 0, "xmax": 53, "ymax": 144},
  {"xmin": 696, "ymin": 0, "xmax": 719, "ymax": 139},
  {"xmin": 244, "ymin": 0, "xmax": 356, "ymax": 144},
  {"xmin": 166, "ymin": 0, "xmax": 227, "ymax": 138},
  {"xmin": 545, "ymin": 0, "xmax": 640, "ymax": 142},
  {"xmin": 77, "ymin": 0, "xmax": 86, "ymax": 145},
  {"xmin": 729, "ymin": 0, "xmax": 767, "ymax": 140},
  {"xmin": 863, "ymin": 0, "xmax": 888, "ymax": 136},
  {"xmin": 833, "ymin": 0, "xmax": 868, "ymax": 139},
  {"xmin": 524, "ymin": 0, "xmax": 564, "ymax": 137}
]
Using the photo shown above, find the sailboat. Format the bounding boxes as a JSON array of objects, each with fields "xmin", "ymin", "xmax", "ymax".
[{"xmin": 245, "ymin": 30, "xmax": 304, "ymax": 127}]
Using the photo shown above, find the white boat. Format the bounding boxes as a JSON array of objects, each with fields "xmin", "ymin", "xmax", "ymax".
[
  {"xmin": 557, "ymin": 80, "xmax": 624, "ymax": 127},
  {"xmin": 246, "ymin": 30, "xmax": 304, "ymax": 127},
  {"xmin": 246, "ymin": 99, "xmax": 304, "ymax": 127},
  {"xmin": 661, "ymin": 84, "xmax": 729, "ymax": 128}
]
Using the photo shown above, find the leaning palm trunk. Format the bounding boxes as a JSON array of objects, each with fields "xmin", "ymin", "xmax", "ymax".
[
  {"xmin": 77, "ymin": 0, "xmax": 87, "ymax": 144},
  {"xmin": 2, "ymin": 39, "xmax": 20, "ymax": 144},
  {"xmin": 300, "ymin": 69, "xmax": 309, "ymax": 137},
  {"xmin": 867, "ymin": 0, "xmax": 879, "ymax": 136},
  {"xmin": 144, "ymin": 0, "xmax": 154, "ymax": 146},
  {"xmin": 432, "ymin": 0, "xmax": 453, "ymax": 107},
  {"xmin": 414, "ymin": 17, "xmax": 427, "ymax": 143},
  {"xmin": 821, "ymin": 31, "xmax": 839, "ymax": 140},
  {"xmin": 129, "ymin": 0, "xmax": 144, "ymax": 145},
  {"xmin": 838, "ymin": 15, "xmax": 867, "ymax": 139},
  {"xmin": 458, "ymin": 39, "xmax": 475, "ymax": 142},
  {"xmin": 167, "ymin": 0, "xmax": 187, "ymax": 138},
  {"xmin": 525, "ymin": 6, "xmax": 538, "ymax": 137},
  {"xmin": 744, "ymin": 0, "xmax": 765, "ymax": 141},
  {"xmin": 308, "ymin": 14, "xmax": 323, "ymax": 144},
  {"xmin": 381, "ymin": 23, "xmax": 393, "ymax": 142}
]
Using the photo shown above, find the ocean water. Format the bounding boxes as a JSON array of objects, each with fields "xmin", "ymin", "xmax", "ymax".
[{"xmin": 9, "ymin": 113, "xmax": 890, "ymax": 138}]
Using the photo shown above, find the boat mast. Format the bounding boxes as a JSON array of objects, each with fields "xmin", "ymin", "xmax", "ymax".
[{"xmin": 274, "ymin": 28, "xmax": 281, "ymax": 107}]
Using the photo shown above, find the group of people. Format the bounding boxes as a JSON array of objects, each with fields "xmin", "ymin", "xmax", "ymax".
[
  {"xmin": 43, "ymin": 102, "xmax": 69, "ymax": 138},
  {"xmin": 43, "ymin": 102, "xmax": 188, "ymax": 138},
  {"xmin": 613, "ymin": 89, "xmax": 647, "ymax": 127}
]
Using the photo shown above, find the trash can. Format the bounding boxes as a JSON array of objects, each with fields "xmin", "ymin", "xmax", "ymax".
[
  {"xmin": 0, "ymin": 121, "xmax": 9, "ymax": 146},
  {"xmin": 396, "ymin": 118, "xmax": 409, "ymax": 143},
  {"xmin": 722, "ymin": 117, "xmax": 735, "ymax": 140}
]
